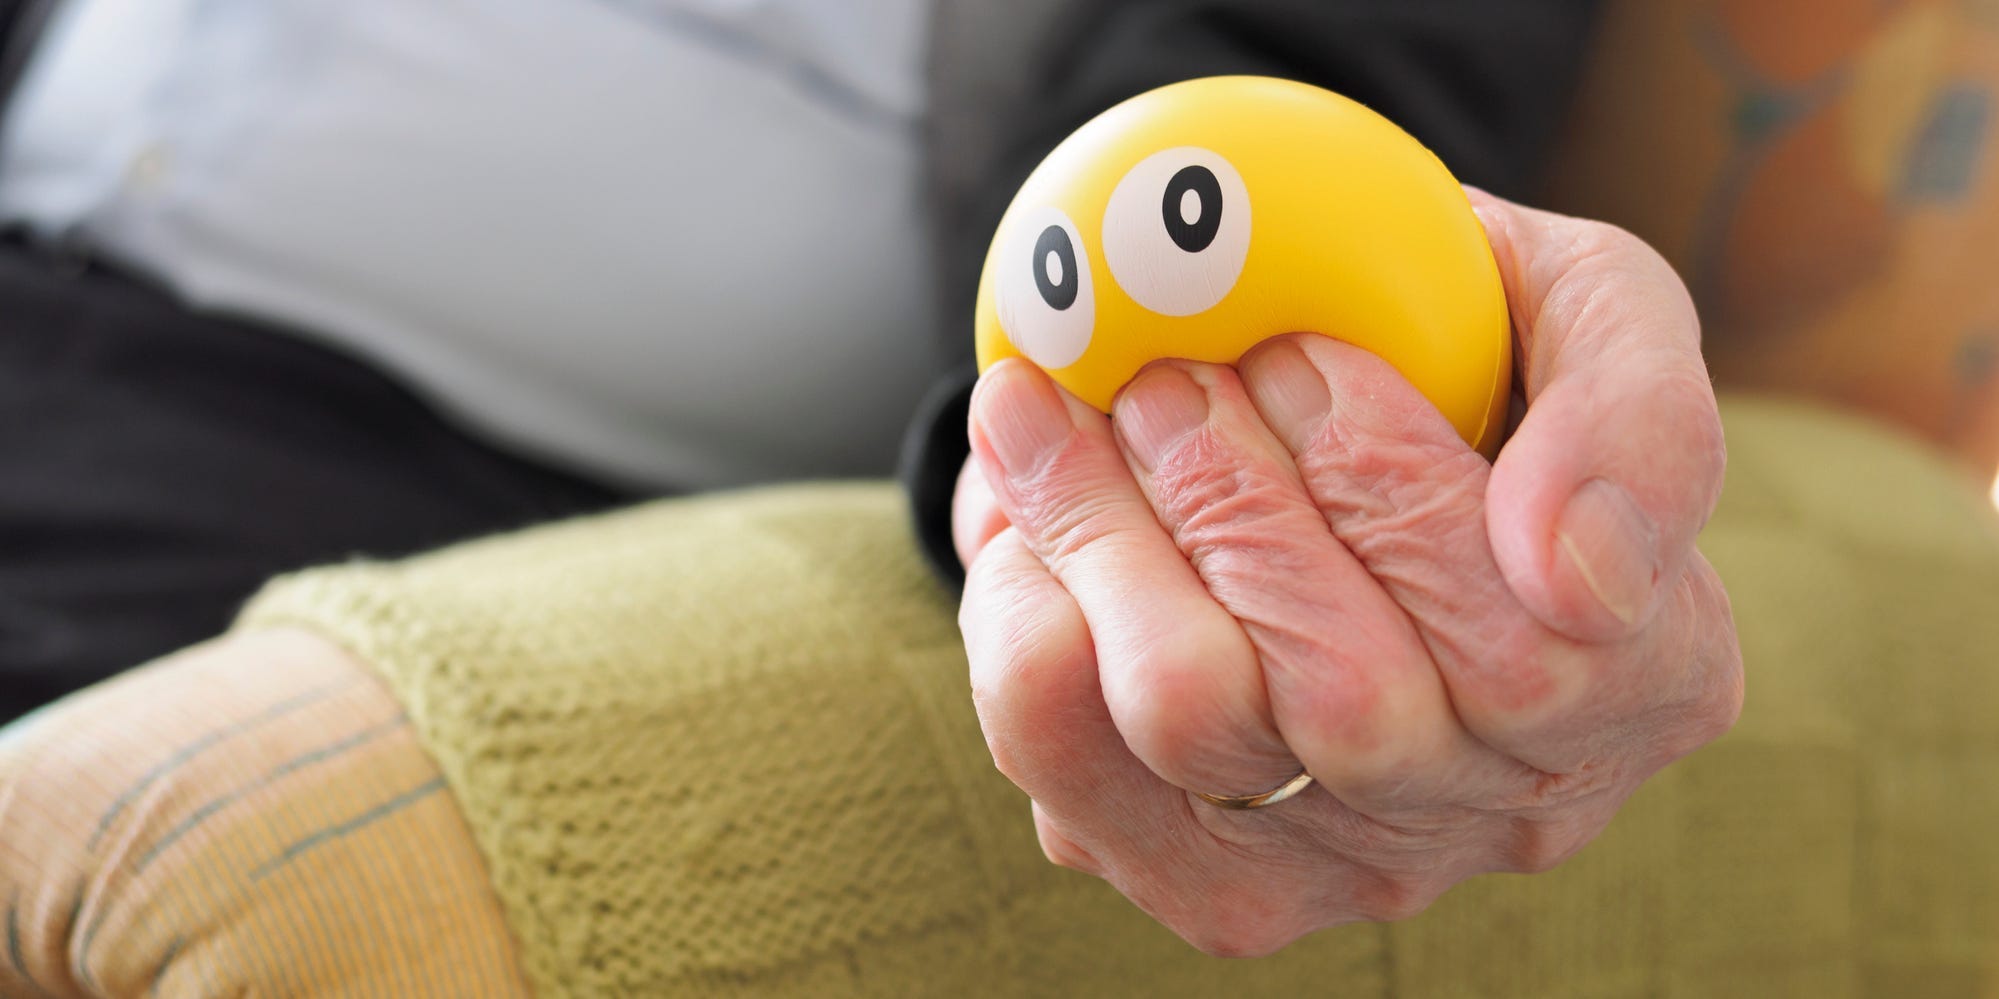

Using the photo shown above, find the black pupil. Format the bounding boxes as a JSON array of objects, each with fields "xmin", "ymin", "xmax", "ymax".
[
  {"xmin": 1033, "ymin": 224, "xmax": 1078, "ymax": 311},
  {"xmin": 1163, "ymin": 165, "xmax": 1223, "ymax": 253}
]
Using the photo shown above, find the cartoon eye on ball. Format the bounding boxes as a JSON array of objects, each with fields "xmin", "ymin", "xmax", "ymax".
[
  {"xmin": 1100, "ymin": 146, "xmax": 1252, "ymax": 318},
  {"xmin": 976, "ymin": 76, "xmax": 1513, "ymax": 457}
]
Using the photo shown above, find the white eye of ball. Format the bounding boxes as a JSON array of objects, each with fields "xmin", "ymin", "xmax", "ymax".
[
  {"xmin": 1101, "ymin": 147, "xmax": 1251, "ymax": 317},
  {"xmin": 995, "ymin": 205, "xmax": 1095, "ymax": 370}
]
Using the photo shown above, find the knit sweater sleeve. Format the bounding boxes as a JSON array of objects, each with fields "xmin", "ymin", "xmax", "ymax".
[{"xmin": 229, "ymin": 482, "xmax": 1390, "ymax": 994}]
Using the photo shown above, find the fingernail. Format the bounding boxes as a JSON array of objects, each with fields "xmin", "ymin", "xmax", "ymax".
[
  {"xmin": 976, "ymin": 362, "xmax": 1074, "ymax": 481},
  {"xmin": 1555, "ymin": 478, "xmax": 1660, "ymax": 626},
  {"xmin": 1113, "ymin": 366, "xmax": 1209, "ymax": 471},
  {"xmin": 1240, "ymin": 340, "xmax": 1330, "ymax": 452}
]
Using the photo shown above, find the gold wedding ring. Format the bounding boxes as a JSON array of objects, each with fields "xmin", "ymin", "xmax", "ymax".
[{"xmin": 1194, "ymin": 771, "xmax": 1316, "ymax": 810}]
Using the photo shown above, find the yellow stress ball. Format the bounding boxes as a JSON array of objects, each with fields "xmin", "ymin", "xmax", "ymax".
[{"xmin": 974, "ymin": 76, "xmax": 1512, "ymax": 457}]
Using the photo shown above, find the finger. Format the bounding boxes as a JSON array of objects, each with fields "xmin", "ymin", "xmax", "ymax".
[
  {"xmin": 959, "ymin": 528, "xmax": 1360, "ymax": 949},
  {"xmin": 968, "ymin": 360, "xmax": 1294, "ymax": 796},
  {"xmin": 1031, "ymin": 801, "xmax": 1101, "ymax": 875},
  {"xmin": 1468, "ymin": 189, "xmax": 1727, "ymax": 643},
  {"xmin": 1615, "ymin": 550, "xmax": 1746, "ymax": 769},
  {"xmin": 1239, "ymin": 334, "xmax": 1645, "ymax": 772},
  {"xmin": 958, "ymin": 528, "xmax": 1183, "ymax": 841},
  {"xmin": 952, "ymin": 457, "xmax": 1010, "ymax": 569},
  {"xmin": 1108, "ymin": 359, "xmax": 1526, "ymax": 814}
]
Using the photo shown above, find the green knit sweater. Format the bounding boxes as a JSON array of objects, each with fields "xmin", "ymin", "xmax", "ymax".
[{"xmin": 239, "ymin": 397, "xmax": 1999, "ymax": 997}]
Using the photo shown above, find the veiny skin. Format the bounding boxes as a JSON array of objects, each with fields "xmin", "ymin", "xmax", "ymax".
[{"xmin": 953, "ymin": 190, "xmax": 1743, "ymax": 958}]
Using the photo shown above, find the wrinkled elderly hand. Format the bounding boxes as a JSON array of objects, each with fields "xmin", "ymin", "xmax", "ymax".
[{"xmin": 953, "ymin": 191, "xmax": 1743, "ymax": 957}]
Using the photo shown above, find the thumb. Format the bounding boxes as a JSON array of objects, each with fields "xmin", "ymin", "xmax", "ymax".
[{"xmin": 1471, "ymin": 189, "xmax": 1727, "ymax": 643}]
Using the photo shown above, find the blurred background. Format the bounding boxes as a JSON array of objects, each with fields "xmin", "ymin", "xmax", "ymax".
[{"xmin": 1550, "ymin": 0, "xmax": 1999, "ymax": 497}]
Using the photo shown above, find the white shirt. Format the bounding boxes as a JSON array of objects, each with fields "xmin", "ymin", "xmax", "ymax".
[{"xmin": 0, "ymin": 0, "xmax": 940, "ymax": 489}]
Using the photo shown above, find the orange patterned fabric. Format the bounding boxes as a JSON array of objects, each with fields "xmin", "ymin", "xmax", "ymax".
[
  {"xmin": 1549, "ymin": 0, "xmax": 1999, "ymax": 471},
  {"xmin": 0, "ymin": 631, "xmax": 527, "ymax": 997}
]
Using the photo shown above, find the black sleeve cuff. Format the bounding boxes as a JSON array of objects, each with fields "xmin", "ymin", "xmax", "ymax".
[{"xmin": 897, "ymin": 365, "xmax": 977, "ymax": 593}]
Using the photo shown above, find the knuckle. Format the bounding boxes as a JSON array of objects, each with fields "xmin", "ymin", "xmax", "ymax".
[
  {"xmin": 1322, "ymin": 756, "xmax": 1466, "ymax": 824},
  {"xmin": 957, "ymin": 543, "xmax": 1022, "ymax": 642},
  {"xmin": 1034, "ymin": 821, "xmax": 1097, "ymax": 875},
  {"xmin": 1442, "ymin": 614, "xmax": 1578, "ymax": 726},
  {"xmin": 962, "ymin": 618, "xmax": 1042, "ymax": 729},
  {"xmin": 1521, "ymin": 757, "xmax": 1628, "ymax": 812},
  {"xmin": 1182, "ymin": 929, "xmax": 1289, "ymax": 960},
  {"xmin": 1649, "ymin": 568, "xmax": 1743, "ymax": 760},
  {"xmin": 1540, "ymin": 221, "xmax": 1690, "ymax": 344},
  {"xmin": 971, "ymin": 682, "xmax": 1077, "ymax": 792},
  {"xmin": 1353, "ymin": 873, "xmax": 1440, "ymax": 923},
  {"xmin": 1284, "ymin": 663, "xmax": 1390, "ymax": 757},
  {"xmin": 1313, "ymin": 417, "xmax": 1444, "ymax": 493},
  {"xmin": 968, "ymin": 672, "xmax": 1046, "ymax": 790},
  {"xmin": 1674, "ymin": 373, "xmax": 1727, "ymax": 459},
  {"xmin": 952, "ymin": 459, "xmax": 1008, "ymax": 562},
  {"xmin": 1681, "ymin": 644, "xmax": 1745, "ymax": 754},
  {"xmin": 1651, "ymin": 368, "xmax": 1728, "ymax": 506},
  {"xmin": 1700, "ymin": 643, "xmax": 1746, "ymax": 735},
  {"xmin": 1156, "ymin": 448, "xmax": 1315, "ymax": 562},
  {"xmin": 1298, "ymin": 432, "xmax": 1487, "ymax": 548},
  {"xmin": 1004, "ymin": 441, "xmax": 1140, "ymax": 566},
  {"xmin": 971, "ymin": 676, "xmax": 1092, "ymax": 796},
  {"xmin": 961, "ymin": 564, "xmax": 1096, "ymax": 794},
  {"xmin": 1032, "ymin": 492, "xmax": 1140, "ymax": 569},
  {"xmin": 1102, "ymin": 431, "xmax": 1345, "ymax": 633},
  {"xmin": 1038, "ymin": 841, "xmax": 1089, "ymax": 873},
  {"xmin": 1173, "ymin": 905, "xmax": 1301, "ymax": 959},
  {"xmin": 1503, "ymin": 815, "xmax": 1599, "ymax": 875},
  {"xmin": 1297, "ymin": 437, "xmax": 1402, "ymax": 520},
  {"xmin": 979, "ymin": 729, "xmax": 1034, "ymax": 790},
  {"xmin": 1150, "ymin": 433, "xmax": 1275, "ymax": 519},
  {"xmin": 1561, "ymin": 218, "xmax": 1657, "ymax": 276},
  {"xmin": 1279, "ymin": 683, "xmax": 1463, "ymax": 817},
  {"xmin": 963, "ymin": 649, "xmax": 1008, "ymax": 729},
  {"xmin": 1108, "ymin": 632, "xmax": 1270, "ymax": 788},
  {"xmin": 1689, "ymin": 555, "xmax": 1742, "ymax": 656}
]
